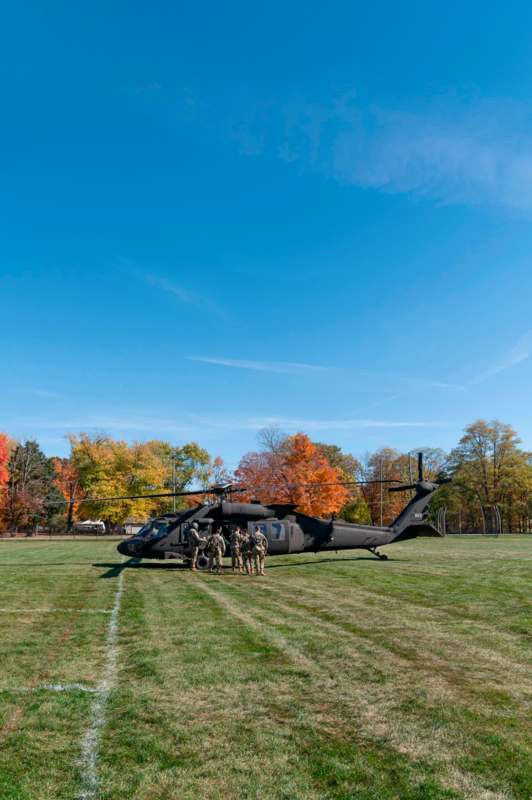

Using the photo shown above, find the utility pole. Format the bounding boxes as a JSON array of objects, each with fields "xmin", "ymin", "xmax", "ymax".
[
  {"xmin": 379, "ymin": 458, "xmax": 384, "ymax": 527},
  {"xmin": 172, "ymin": 453, "xmax": 176, "ymax": 512}
]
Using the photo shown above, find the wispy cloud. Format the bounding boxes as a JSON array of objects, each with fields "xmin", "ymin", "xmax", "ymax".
[
  {"xmin": 144, "ymin": 273, "xmax": 222, "ymax": 314},
  {"xmin": 184, "ymin": 414, "xmax": 452, "ymax": 434},
  {"xmin": 332, "ymin": 102, "xmax": 532, "ymax": 211},
  {"xmin": 31, "ymin": 389, "xmax": 63, "ymax": 399},
  {"xmin": 13, "ymin": 412, "xmax": 450, "ymax": 437},
  {"xmin": 471, "ymin": 330, "xmax": 532, "ymax": 385},
  {"xmin": 402, "ymin": 377, "xmax": 466, "ymax": 392},
  {"xmin": 16, "ymin": 415, "xmax": 197, "ymax": 435},
  {"xmin": 232, "ymin": 93, "xmax": 532, "ymax": 212},
  {"xmin": 188, "ymin": 356, "xmax": 465, "ymax": 391},
  {"xmin": 118, "ymin": 257, "xmax": 224, "ymax": 315},
  {"xmin": 254, "ymin": 415, "xmax": 447, "ymax": 431},
  {"xmin": 187, "ymin": 356, "xmax": 331, "ymax": 375}
]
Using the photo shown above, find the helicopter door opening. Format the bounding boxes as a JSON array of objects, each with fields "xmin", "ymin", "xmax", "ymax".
[
  {"xmin": 288, "ymin": 523, "xmax": 304, "ymax": 553},
  {"xmin": 180, "ymin": 520, "xmax": 213, "ymax": 542},
  {"xmin": 249, "ymin": 521, "xmax": 289, "ymax": 554}
]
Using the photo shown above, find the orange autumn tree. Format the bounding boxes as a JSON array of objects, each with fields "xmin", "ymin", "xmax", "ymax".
[
  {"xmin": 235, "ymin": 432, "xmax": 349, "ymax": 517},
  {"xmin": 52, "ymin": 457, "xmax": 83, "ymax": 531},
  {"xmin": 0, "ymin": 433, "xmax": 10, "ymax": 520}
]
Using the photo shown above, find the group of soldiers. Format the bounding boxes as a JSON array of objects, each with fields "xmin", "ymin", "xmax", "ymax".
[{"xmin": 188, "ymin": 521, "xmax": 268, "ymax": 575}]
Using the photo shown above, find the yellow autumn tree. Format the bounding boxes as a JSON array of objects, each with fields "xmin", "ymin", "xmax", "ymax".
[{"xmin": 69, "ymin": 434, "xmax": 167, "ymax": 528}]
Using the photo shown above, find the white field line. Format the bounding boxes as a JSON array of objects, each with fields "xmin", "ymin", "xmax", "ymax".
[
  {"xmin": 76, "ymin": 566, "xmax": 125, "ymax": 800},
  {"xmin": 0, "ymin": 684, "xmax": 99, "ymax": 694},
  {"xmin": 0, "ymin": 608, "xmax": 111, "ymax": 614}
]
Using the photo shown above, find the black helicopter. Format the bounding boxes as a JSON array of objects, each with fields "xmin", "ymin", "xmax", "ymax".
[{"xmin": 106, "ymin": 452, "xmax": 448, "ymax": 568}]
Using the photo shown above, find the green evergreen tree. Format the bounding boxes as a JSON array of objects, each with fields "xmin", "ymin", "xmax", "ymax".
[{"xmin": 4, "ymin": 440, "xmax": 64, "ymax": 531}]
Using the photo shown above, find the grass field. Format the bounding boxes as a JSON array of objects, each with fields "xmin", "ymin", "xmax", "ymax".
[{"xmin": 0, "ymin": 537, "xmax": 530, "ymax": 800}]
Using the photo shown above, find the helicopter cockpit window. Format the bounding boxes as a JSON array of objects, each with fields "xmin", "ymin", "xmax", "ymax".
[
  {"xmin": 136, "ymin": 520, "xmax": 169, "ymax": 542},
  {"xmin": 270, "ymin": 523, "xmax": 285, "ymax": 541}
]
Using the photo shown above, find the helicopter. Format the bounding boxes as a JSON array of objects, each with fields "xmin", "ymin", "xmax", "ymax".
[{"xmin": 106, "ymin": 452, "xmax": 449, "ymax": 568}]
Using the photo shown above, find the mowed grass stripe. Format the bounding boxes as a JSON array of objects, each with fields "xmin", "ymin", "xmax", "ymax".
[
  {"xmin": 0, "ymin": 538, "xmax": 530, "ymax": 799},
  {"xmin": 99, "ymin": 566, "xmax": 321, "ymax": 799},
  {"xmin": 185, "ymin": 574, "xmax": 471, "ymax": 800},
  {"xmin": 103, "ymin": 541, "xmax": 529, "ymax": 800},
  {"xmin": 260, "ymin": 541, "xmax": 530, "ymax": 666},
  {"xmin": 0, "ymin": 545, "xmax": 117, "ymax": 688},
  {"xmin": 0, "ymin": 608, "xmax": 112, "ymax": 614},
  {"xmin": 103, "ymin": 566, "xmax": 457, "ymax": 799},
  {"xmin": 0, "ymin": 565, "xmax": 102, "ymax": 743},
  {"xmin": 0, "ymin": 542, "xmax": 123, "ymax": 800},
  {"xmin": 75, "ymin": 562, "xmax": 126, "ymax": 800},
  {"xmin": 203, "ymin": 550, "xmax": 530, "ymax": 798},
  {"xmin": 0, "ymin": 553, "xmax": 97, "ymax": 681},
  {"xmin": 257, "ymin": 578, "xmax": 532, "ymax": 691}
]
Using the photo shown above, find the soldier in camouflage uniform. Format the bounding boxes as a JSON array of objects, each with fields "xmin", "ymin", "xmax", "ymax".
[
  {"xmin": 188, "ymin": 521, "xmax": 206, "ymax": 571},
  {"xmin": 240, "ymin": 528, "xmax": 253, "ymax": 575},
  {"xmin": 251, "ymin": 525, "xmax": 268, "ymax": 576},
  {"xmin": 207, "ymin": 526, "xmax": 226, "ymax": 573},
  {"xmin": 229, "ymin": 526, "xmax": 244, "ymax": 573}
]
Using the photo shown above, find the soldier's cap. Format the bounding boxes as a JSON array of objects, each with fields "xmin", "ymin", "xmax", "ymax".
[{"xmin": 190, "ymin": 521, "xmax": 199, "ymax": 529}]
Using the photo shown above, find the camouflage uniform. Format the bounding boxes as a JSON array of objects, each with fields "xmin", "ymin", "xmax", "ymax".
[
  {"xmin": 251, "ymin": 528, "xmax": 268, "ymax": 576},
  {"xmin": 240, "ymin": 530, "xmax": 253, "ymax": 575},
  {"xmin": 188, "ymin": 522, "xmax": 206, "ymax": 571},
  {"xmin": 207, "ymin": 529, "xmax": 226, "ymax": 573},
  {"xmin": 229, "ymin": 528, "xmax": 244, "ymax": 573}
]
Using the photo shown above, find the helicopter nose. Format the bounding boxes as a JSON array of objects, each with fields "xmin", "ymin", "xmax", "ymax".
[{"xmin": 117, "ymin": 541, "xmax": 130, "ymax": 556}]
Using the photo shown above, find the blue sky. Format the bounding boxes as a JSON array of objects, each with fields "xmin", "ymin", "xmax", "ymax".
[{"xmin": 2, "ymin": 1, "xmax": 532, "ymax": 469}]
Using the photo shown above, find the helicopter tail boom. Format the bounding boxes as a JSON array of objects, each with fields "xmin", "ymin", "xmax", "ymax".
[
  {"xmin": 391, "ymin": 521, "xmax": 442, "ymax": 542},
  {"xmin": 389, "ymin": 480, "xmax": 444, "ymax": 542}
]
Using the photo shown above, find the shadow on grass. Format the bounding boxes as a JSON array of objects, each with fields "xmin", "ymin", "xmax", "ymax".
[
  {"xmin": 0, "ymin": 562, "xmax": 103, "ymax": 567},
  {"xmin": 266, "ymin": 555, "xmax": 399, "ymax": 568},
  {"xmin": 93, "ymin": 554, "xmax": 401, "ymax": 579},
  {"xmin": 96, "ymin": 557, "xmax": 142, "ymax": 578}
]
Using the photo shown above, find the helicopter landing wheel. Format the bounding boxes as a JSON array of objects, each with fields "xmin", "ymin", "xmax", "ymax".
[
  {"xmin": 368, "ymin": 547, "xmax": 388, "ymax": 561},
  {"xmin": 196, "ymin": 554, "xmax": 210, "ymax": 571}
]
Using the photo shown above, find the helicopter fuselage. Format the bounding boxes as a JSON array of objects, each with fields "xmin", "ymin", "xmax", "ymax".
[{"xmin": 117, "ymin": 484, "xmax": 443, "ymax": 565}]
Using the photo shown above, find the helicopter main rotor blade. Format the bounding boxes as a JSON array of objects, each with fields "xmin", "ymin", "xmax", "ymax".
[
  {"xmin": 388, "ymin": 476, "xmax": 451, "ymax": 493},
  {"xmin": 234, "ymin": 478, "xmax": 402, "ymax": 494},
  {"xmin": 45, "ymin": 486, "xmax": 249, "ymax": 506},
  {"xmin": 31, "ymin": 477, "xmax": 407, "ymax": 510}
]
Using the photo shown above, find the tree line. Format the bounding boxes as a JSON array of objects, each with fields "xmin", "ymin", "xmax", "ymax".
[{"xmin": 0, "ymin": 419, "xmax": 531, "ymax": 533}]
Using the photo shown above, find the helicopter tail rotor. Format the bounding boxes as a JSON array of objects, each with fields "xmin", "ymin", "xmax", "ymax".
[
  {"xmin": 388, "ymin": 452, "xmax": 424, "ymax": 493},
  {"xmin": 387, "ymin": 452, "xmax": 451, "ymax": 493}
]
